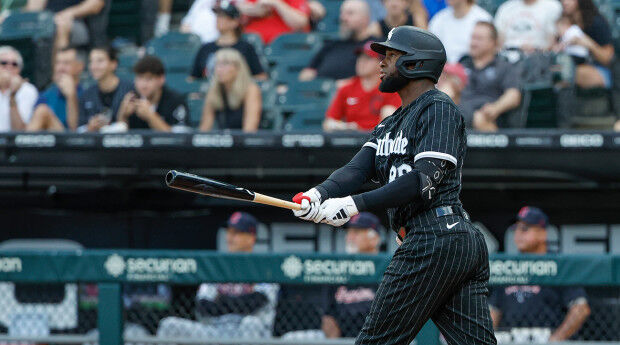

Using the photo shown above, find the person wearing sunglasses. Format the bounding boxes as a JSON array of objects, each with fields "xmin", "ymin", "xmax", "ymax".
[
  {"xmin": 0, "ymin": 46, "xmax": 38, "ymax": 132},
  {"xmin": 488, "ymin": 206, "xmax": 591, "ymax": 342}
]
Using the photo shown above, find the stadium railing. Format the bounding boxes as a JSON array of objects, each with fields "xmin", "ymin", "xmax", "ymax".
[{"xmin": 0, "ymin": 251, "xmax": 618, "ymax": 345}]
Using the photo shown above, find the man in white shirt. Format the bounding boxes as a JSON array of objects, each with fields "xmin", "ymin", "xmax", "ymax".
[
  {"xmin": 494, "ymin": 0, "xmax": 562, "ymax": 53},
  {"xmin": 180, "ymin": 0, "xmax": 219, "ymax": 43},
  {"xmin": 428, "ymin": 0, "xmax": 492, "ymax": 63},
  {"xmin": 0, "ymin": 46, "xmax": 38, "ymax": 132}
]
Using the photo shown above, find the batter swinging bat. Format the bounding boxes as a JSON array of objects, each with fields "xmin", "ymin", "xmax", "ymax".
[{"xmin": 165, "ymin": 170, "xmax": 302, "ymax": 211}]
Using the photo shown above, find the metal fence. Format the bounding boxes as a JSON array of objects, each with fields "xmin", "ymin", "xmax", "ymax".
[{"xmin": 0, "ymin": 251, "xmax": 618, "ymax": 345}]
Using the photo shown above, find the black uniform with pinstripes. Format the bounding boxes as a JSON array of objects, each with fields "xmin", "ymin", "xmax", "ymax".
[{"xmin": 356, "ymin": 89, "xmax": 497, "ymax": 345}]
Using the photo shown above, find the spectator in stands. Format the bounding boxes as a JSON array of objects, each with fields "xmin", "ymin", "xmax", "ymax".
[
  {"xmin": 26, "ymin": 47, "xmax": 84, "ymax": 131},
  {"xmin": 489, "ymin": 206, "xmax": 591, "ymax": 342},
  {"xmin": 179, "ymin": 0, "xmax": 219, "ymax": 44},
  {"xmin": 437, "ymin": 62, "xmax": 468, "ymax": 104},
  {"xmin": 323, "ymin": 41, "xmax": 400, "ymax": 132},
  {"xmin": 157, "ymin": 212, "xmax": 279, "ymax": 339},
  {"xmin": 238, "ymin": 0, "xmax": 310, "ymax": 44},
  {"xmin": 494, "ymin": 0, "xmax": 562, "ymax": 53},
  {"xmin": 190, "ymin": 1, "xmax": 267, "ymax": 80},
  {"xmin": 199, "ymin": 49, "xmax": 262, "ymax": 132},
  {"xmin": 561, "ymin": 0, "xmax": 615, "ymax": 89},
  {"xmin": 25, "ymin": 0, "xmax": 106, "ymax": 50},
  {"xmin": 367, "ymin": 0, "xmax": 423, "ymax": 39},
  {"xmin": 459, "ymin": 22, "xmax": 521, "ymax": 131},
  {"xmin": 116, "ymin": 56, "xmax": 188, "ymax": 131},
  {"xmin": 322, "ymin": 212, "xmax": 380, "ymax": 338},
  {"xmin": 0, "ymin": 46, "xmax": 38, "ymax": 132},
  {"xmin": 299, "ymin": 0, "xmax": 377, "ymax": 82},
  {"xmin": 428, "ymin": 0, "xmax": 492, "ymax": 63},
  {"xmin": 553, "ymin": 15, "xmax": 590, "ymax": 62},
  {"xmin": 78, "ymin": 46, "xmax": 133, "ymax": 132}
]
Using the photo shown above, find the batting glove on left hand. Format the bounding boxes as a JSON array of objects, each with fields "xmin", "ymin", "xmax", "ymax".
[
  {"xmin": 319, "ymin": 196, "xmax": 359, "ymax": 227},
  {"xmin": 292, "ymin": 188, "xmax": 323, "ymax": 223}
]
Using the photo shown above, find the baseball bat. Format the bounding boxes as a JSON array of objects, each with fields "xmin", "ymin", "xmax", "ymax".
[{"xmin": 165, "ymin": 170, "xmax": 302, "ymax": 211}]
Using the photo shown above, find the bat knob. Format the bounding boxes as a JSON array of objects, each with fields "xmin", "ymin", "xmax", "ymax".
[
  {"xmin": 165, "ymin": 170, "xmax": 178, "ymax": 186},
  {"xmin": 293, "ymin": 192, "xmax": 311, "ymax": 205}
]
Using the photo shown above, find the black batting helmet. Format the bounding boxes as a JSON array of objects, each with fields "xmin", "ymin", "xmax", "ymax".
[{"xmin": 371, "ymin": 26, "xmax": 447, "ymax": 83}]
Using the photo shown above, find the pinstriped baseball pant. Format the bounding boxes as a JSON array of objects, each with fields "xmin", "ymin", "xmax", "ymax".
[{"xmin": 355, "ymin": 212, "xmax": 497, "ymax": 345}]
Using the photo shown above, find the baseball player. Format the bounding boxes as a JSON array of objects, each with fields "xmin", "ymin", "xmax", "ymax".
[{"xmin": 293, "ymin": 26, "xmax": 496, "ymax": 345}]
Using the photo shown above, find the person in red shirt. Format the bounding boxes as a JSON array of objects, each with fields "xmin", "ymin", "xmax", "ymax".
[
  {"xmin": 238, "ymin": 0, "xmax": 310, "ymax": 44},
  {"xmin": 323, "ymin": 41, "xmax": 400, "ymax": 131}
]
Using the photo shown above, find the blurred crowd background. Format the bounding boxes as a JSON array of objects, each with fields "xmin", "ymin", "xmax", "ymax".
[{"xmin": 0, "ymin": 0, "xmax": 617, "ymax": 134}]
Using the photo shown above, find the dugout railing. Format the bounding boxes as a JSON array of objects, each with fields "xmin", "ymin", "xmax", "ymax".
[{"xmin": 0, "ymin": 251, "xmax": 618, "ymax": 345}]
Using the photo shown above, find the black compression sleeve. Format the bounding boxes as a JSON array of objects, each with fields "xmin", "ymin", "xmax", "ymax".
[
  {"xmin": 315, "ymin": 146, "xmax": 376, "ymax": 200},
  {"xmin": 352, "ymin": 170, "xmax": 421, "ymax": 212}
]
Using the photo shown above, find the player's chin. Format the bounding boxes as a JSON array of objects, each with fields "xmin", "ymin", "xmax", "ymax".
[{"xmin": 379, "ymin": 74, "xmax": 408, "ymax": 93}]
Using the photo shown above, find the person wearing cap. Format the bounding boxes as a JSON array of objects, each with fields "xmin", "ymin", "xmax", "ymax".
[
  {"xmin": 322, "ymin": 213, "xmax": 381, "ymax": 338},
  {"xmin": 458, "ymin": 21, "xmax": 522, "ymax": 131},
  {"xmin": 323, "ymin": 41, "xmax": 401, "ymax": 132},
  {"xmin": 157, "ymin": 212, "xmax": 279, "ymax": 339},
  {"xmin": 190, "ymin": 1, "xmax": 267, "ymax": 80},
  {"xmin": 488, "ymin": 206, "xmax": 590, "ymax": 342}
]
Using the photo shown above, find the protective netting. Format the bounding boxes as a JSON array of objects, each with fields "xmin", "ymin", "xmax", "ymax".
[{"xmin": 0, "ymin": 282, "xmax": 617, "ymax": 344}]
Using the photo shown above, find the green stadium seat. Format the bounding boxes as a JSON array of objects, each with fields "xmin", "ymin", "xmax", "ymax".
[
  {"xmin": 0, "ymin": 11, "xmax": 54, "ymax": 89},
  {"xmin": 145, "ymin": 32, "xmax": 202, "ymax": 74},
  {"xmin": 187, "ymin": 97, "xmax": 205, "ymax": 128},
  {"xmin": 260, "ymin": 108, "xmax": 284, "ymax": 130},
  {"xmin": 107, "ymin": 0, "xmax": 142, "ymax": 44},
  {"xmin": 4, "ymin": 0, "xmax": 27, "ymax": 10},
  {"xmin": 277, "ymin": 79, "xmax": 336, "ymax": 109},
  {"xmin": 258, "ymin": 79, "xmax": 278, "ymax": 111},
  {"xmin": 522, "ymin": 84, "xmax": 558, "ymax": 128},
  {"xmin": 242, "ymin": 33, "xmax": 269, "ymax": 72},
  {"xmin": 264, "ymin": 33, "xmax": 322, "ymax": 66},
  {"xmin": 271, "ymin": 61, "xmax": 308, "ymax": 84},
  {"xmin": 316, "ymin": 0, "xmax": 341, "ymax": 34},
  {"xmin": 284, "ymin": 109, "xmax": 325, "ymax": 130},
  {"xmin": 166, "ymin": 74, "xmax": 208, "ymax": 96}
]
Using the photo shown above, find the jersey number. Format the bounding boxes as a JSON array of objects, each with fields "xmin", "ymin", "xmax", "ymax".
[{"xmin": 389, "ymin": 163, "xmax": 412, "ymax": 183}]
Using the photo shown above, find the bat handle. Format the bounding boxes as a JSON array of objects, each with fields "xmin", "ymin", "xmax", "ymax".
[{"xmin": 254, "ymin": 193, "xmax": 302, "ymax": 211}]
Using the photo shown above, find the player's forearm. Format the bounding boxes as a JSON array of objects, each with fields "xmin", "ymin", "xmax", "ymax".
[
  {"xmin": 315, "ymin": 146, "xmax": 375, "ymax": 200},
  {"xmin": 352, "ymin": 169, "xmax": 420, "ymax": 211},
  {"xmin": 550, "ymin": 303, "xmax": 590, "ymax": 341}
]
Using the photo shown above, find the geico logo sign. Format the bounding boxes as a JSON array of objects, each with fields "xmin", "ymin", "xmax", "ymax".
[
  {"xmin": 467, "ymin": 134, "xmax": 509, "ymax": 148},
  {"xmin": 282, "ymin": 134, "xmax": 324, "ymax": 147},
  {"xmin": 560, "ymin": 134, "xmax": 603, "ymax": 147},
  {"xmin": 304, "ymin": 259, "xmax": 375, "ymax": 276},
  {"xmin": 192, "ymin": 134, "xmax": 234, "ymax": 147},
  {"xmin": 126, "ymin": 258, "xmax": 197, "ymax": 274},
  {"xmin": 15, "ymin": 134, "xmax": 56, "ymax": 147},
  {"xmin": 0, "ymin": 257, "xmax": 22, "ymax": 272},
  {"xmin": 102, "ymin": 135, "xmax": 144, "ymax": 148},
  {"xmin": 490, "ymin": 260, "xmax": 557, "ymax": 277}
]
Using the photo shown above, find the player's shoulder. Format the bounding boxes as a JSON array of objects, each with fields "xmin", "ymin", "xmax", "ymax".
[{"xmin": 405, "ymin": 89, "xmax": 457, "ymax": 115}]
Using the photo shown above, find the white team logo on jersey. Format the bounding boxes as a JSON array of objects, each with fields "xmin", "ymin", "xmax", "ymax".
[{"xmin": 376, "ymin": 131, "xmax": 408, "ymax": 156}]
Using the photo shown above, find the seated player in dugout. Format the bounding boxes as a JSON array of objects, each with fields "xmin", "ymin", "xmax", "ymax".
[
  {"xmin": 116, "ymin": 56, "xmax": 189, "ymax": 131},
  {"xmin": 323, "ymin": 41, "xmax": 401, "ymax": 132},
  {"xmin": 157, "ymin": 212, "xmax": 279, "ymax": 339},
  {"xmin": 489, "ymin": 206, "xmax": 591, "ymax": 342},
  {"xmin": 322, "ymin": 212, "xmax": 381, "ymax": 338}
]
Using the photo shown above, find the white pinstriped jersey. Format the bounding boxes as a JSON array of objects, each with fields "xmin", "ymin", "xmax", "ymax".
[{"xmin": 364, "ymin": 89, "xmax": 466, "ymax": 232}]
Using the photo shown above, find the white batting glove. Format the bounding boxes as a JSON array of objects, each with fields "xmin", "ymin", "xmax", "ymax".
[
  {"xmin": 318, "ymin": 196, "xmax": 359, "ymax": 227},
  {"xmin": 292, "ymin": 188, "xmax": 323, "ymax": 223}
]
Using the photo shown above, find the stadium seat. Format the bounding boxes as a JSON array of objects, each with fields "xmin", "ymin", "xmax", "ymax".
[
  {"xmin": 316, "ymin": 0, "xmax": 341, "ymax": 34},
  {"xmin": 261, "ymin": 108, "xmax": 284, "ymax": 130},
  {"xmin": 258, "ymin": 79, "xmax": 278, "ymax": 111},
  {"xmin": 107, "ymin": 0, "xmax": 142, "ymax": 44},
  {"xmin": 146, "ymin": 32, "xmax": 202, "ymax": 75},
  {"xmin": 277, "ymin": 79, "xmax": 336, "ymax": 109},
  {"xmin": 0, "ymin": 11, "xmax": 54, "ymax": 89},
  {"xmin": 166, "ymin": 74, "xmax": 208, "ymax": 97},
  {"xmin": 4, "ymin": 0, "xmax": 27, "ymax": 10},
  {"xmin": 242, "ymin": 33, "xmax": 270, "ymax": 73},
  {"xmin": 270, "ymin": 60, "xmax": 308, "ymax": 84},
  {"xmin": 284, "ymin": 109, "xmax": 325, "ymax": 130},
  {"xmin": 187, "ymin": 96, "xmax": 205, "ymax": 128},
  {"xmin": 522, "ymin": 84, "xmax": 558, "ymax": 128},
  {"xmin": 264, "ymin": 33, "xmax": 322, "ymax": 66}
]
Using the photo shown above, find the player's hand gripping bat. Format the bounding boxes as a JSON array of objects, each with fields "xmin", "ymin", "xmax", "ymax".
[{"xmin": 165, "ymin": 170, "xmax": 302, "ymax": 211}]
